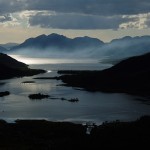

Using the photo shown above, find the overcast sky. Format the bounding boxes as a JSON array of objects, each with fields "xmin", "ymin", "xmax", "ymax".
[{"xmin": 1, "ymin": 0, "xmax": 150, "ymax": 43}]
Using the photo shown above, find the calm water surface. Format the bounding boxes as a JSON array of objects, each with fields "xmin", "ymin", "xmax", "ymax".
[{"xmin": 0, "ymin": 59, "xmax": 150, "ymax": 124}]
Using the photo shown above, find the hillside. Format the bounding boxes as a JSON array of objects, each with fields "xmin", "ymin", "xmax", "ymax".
[
  {"xmin": 57, "ymin": 53, "xmax": 150, "ymax": 96},
  {"xmin": 0, "ymin": 53, "xmax": 28, "ymax": 69},
  {"xmin": 0, "ymin": 53, "xmax": 45, "ymax": 79},
  {"xmin": 0, "ymin": 116, "xmax": 149, "ymax": 149}
]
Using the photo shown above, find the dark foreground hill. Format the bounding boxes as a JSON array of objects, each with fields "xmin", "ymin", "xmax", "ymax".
[
  {"xmin": 57, "ymin": 53, "xmax": 150, "ymax": 96},
  {"xmin": 0, "ymin": 116, "xmax": 150, "ymax": 149},
  {"xmin": 0, "ymin": 53, "xmax": 45, "ymax": 79}
]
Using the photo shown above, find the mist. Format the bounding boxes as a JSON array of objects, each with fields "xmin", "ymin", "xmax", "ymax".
[
  {"xmin": 91, "ymin": 36, "xmax": 150, "ymax": 60},
  {"xmin": 7, "ymin": 35, "xmax": 150, "ymax": 65}
]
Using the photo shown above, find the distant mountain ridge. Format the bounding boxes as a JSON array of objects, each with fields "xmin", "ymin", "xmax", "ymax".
[
  {"xmin": 0, "ymin": 46, "xmax": 7, "ymax": 52},
  {"xmin": 0, "ymin": 43, "xmax": 19, "ymax": 50},
  {"xmin": 11, "ymin": 33, "xmax": 103, "ymax": 52},
  {"xmin": 90, "ymin": 35, "xmax": 150, "ymax": 59},
  {"xmin": 8, "ymin": 34, "xmax": 150, "ymax": 59}
]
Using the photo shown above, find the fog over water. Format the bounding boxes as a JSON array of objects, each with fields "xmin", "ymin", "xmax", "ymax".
[{"xmin": 10, "ymin": 55, "xmax": 100, "ymax": 65}]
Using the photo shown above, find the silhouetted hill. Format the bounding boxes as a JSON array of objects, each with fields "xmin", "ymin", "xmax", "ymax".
[
  {"xmin": 94, "ymin": 35, "xmax": 150, "ymax": 59},
  {"xmin": 0, "ymin": 116, "xmax": 150, "ymax": 149},
  {"xmin": 57, "ymin": 53, "xmax": 150, "ymax": 96},
  {"xmin": 0, "ymin": 53, "xmax": 28, "ymax": 69},
  {"xmin": 11, "ymin": 33, "xmax": 103, "ymax": 52},
  {"xmin": 0, "ymin": 53, "xmax": 45, "ymax": 79}
]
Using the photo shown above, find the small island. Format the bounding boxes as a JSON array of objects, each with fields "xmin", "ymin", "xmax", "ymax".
[
  {"xmin": 0, "ymin": 91, "xmax": 10, "ymax": 97},
  {"xmin": 68, "ymin": 98, "xmax": 79, "ymax": 102},
  {"xmin": 28, "ymin": 93, "xmax": 50, "ymax": 100},
  {"xmin": 22, "ymin": 81, "xmax": 35, "ymax": 84}
]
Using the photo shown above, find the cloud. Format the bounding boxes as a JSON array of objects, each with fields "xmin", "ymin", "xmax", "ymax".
[
  {"xmin": 1, "ymin": 0, "xmax": 150, "ymax": 16},
  {"xmin": 29, "ymin": 12, "xmax": 134, "ymax": 30},
  {"xmin": 1, "ymin": 0, "xmax": 150, "ymax": 30},
  {"xmin": 18, "ymin": 0, "xmax": 150, "ymax": 16},
  {"xmin": 120, "ymin": 14, "xmax": 150, "ymax": 29},
  {"xmin": 144, "ymin": 14, "xmax": 150, "ymax": 28},
  {"xmin": 0, "ymin": 14, "xmax": 11, "ymax": 22},
  {"xmin": 0, "ymin": 0, "xmax": 24, "ymax": 14}
]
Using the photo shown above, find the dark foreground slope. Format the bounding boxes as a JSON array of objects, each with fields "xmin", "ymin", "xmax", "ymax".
[
  {"xmin": 58, "ymin": 53, "xmax": 150, "ymax": 96},
  {"xmin": 0, "ymin": 53, "xmax": 45, "ymax": 79},
  {"xmin": 0, "ymin": 116, "xmax": 150, "ymax": 149}
]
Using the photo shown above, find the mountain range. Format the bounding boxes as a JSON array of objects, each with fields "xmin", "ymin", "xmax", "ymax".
[
  {"xmin": 9, "ymin": 33, "xmax": 103, "ymax": 58},
  {"xmin": 1, "ymin": 33, "xmax": 150, "ymax": 59},
  {"xmin": 0, "ymin": 43, "xmax": 18, "ymax": 50},
  {"xmin": 11, "ymin": 34, "xmax": 103, "ymax": 51},
  {"xmin": 0, "ymin": 46, "xmax": 7, "ymax": 53},
  {"xmin": 97, "ymin": 36, "xmax": 150, "ymax": 59}
]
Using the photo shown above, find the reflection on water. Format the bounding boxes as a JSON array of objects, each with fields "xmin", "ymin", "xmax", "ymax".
[{"xmin": 0, "ymin": 61, "xmax": 150, "ymax": 124}]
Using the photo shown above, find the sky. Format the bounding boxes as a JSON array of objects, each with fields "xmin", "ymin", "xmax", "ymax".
[{"xmin": 1, "ymin": 0, "xmax": 150, "ymax": 43}]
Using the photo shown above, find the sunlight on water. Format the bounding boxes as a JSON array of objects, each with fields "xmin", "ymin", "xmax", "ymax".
[{"xmin": 10, "ymin": 55, "xmax": 99, "ymax": 65}]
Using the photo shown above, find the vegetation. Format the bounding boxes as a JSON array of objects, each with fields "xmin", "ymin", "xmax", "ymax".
[
  {"xmin": 0, "ymin": 53, "xmax": 46, "ymax": 80},
  {"xmin": 0, "ymin": 116, "xmax": 149, "ymax": 149}
]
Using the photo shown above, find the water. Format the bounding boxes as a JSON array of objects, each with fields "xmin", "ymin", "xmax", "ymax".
[{"xmin": 0, "ymin": 59, "xmax": 150, "ymax": 124}]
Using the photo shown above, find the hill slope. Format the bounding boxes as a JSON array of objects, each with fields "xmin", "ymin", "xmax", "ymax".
[
  {"xmin": 0, "ymin": 53, "xmax": 45, "ymax": 79},
  {"xmin": 58, "ymin": 53, "xmax": 150, "ymax": 96}
]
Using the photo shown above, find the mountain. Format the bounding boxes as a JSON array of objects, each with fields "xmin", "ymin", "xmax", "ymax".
[
  {"xmin": 11, "ymin": 33, "xmax": 103, "ymax": 50},
  {"xmin": 9, "ymin": 34, "xmax": 150, "ymax": 59},
  {"xmin": 93, "ymin": 36, "xmax": 150, "ymax": 59},
  {"xmin": 0, "ymin": 46, "xmax": 7, "ymax": 52},
  {"xmin": 58, "ymin": 53, "xmax": 150, "ymax": 96},
  {"xmin": 0, "ymin": 43, "xmax": 19, "ymax": 50},
  {"xmin": 10, "ymin": 33, "xmax": 104, "ymax": 57},
  {"xmin": 0, "ymin": 53, "xmax": 45, "ymax": 79},
  {"xmin": 110, "ymin": 36, "xmax": 150, "ymax": 57}
]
